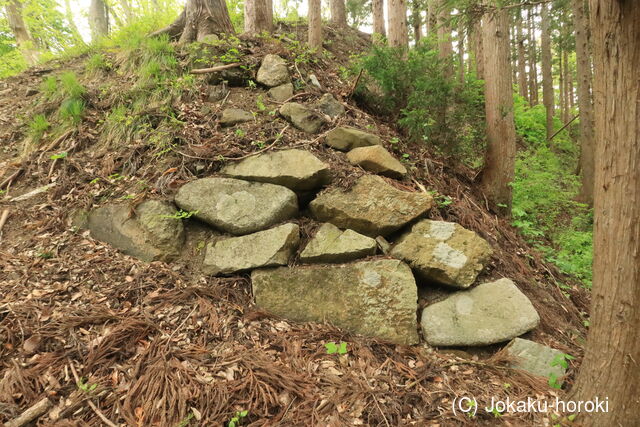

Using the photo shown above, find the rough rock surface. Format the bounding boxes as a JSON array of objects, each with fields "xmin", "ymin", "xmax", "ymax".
[
  {"xmin": 309, "ymin": 175, "xmax": 433, "ymax": 237},
  {"xmin": 220, "ymin": 108, "xmax": 253, "ymax": 126},
  {"xmin": 88, "ymin": 200, "xmax": 185, "ymax": 262},
  {"xmin": 390, "ymin": 220, "xmax": 493, "ymax": 288},
  {"xmin": 174, "ymin": 178, "xmax": 298, "ymax": 235},
  {"xmin": 256, "ymin": 54, "xmax": 290, "ymax": 87},
  {"xmin": 299, "ymin": 223, "xmax": 376, "ymax": 263},
  {"xmin": 315, "ymin": 93, "xmax": 345, "ymax": 118},
  {"xmin": 268, "ymin": 83, "xmax": 294, "ymax": 102},
  {"xmin": 203, "ymin": 223, "xmax": 299, "ymax": 275},
  {"xmin": 325, "ymin": 127, "xmax": 383, "ymax": 151},
  {"xmin": 346, "ymin": 145, "xmax": 407, "ymax": 178},
  {"xmin": 221, "ymin": 149, "xmax": 331, "ymax": 191},
  {"xmin": 252, "ymin": 259, "xmax": 419, "ymax": 344},
  {"xmin": 421, "ymin": 278, "xmax": 540, "ymax": 346},
  {"xmin": 279, "ymin": 102, "xmax": 325, "ymax": 133},
  {"xmin": 506, "ymin": 338, "xmax": 567, "ymax": 381}
]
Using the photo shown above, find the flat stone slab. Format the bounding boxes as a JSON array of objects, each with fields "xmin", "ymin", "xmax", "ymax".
[
  {"xmin": 220, "ymin": 108, "xmax": 253, "ymax": 126},
  {"xmin": 279, "ymin": 102, "xmax": 325, "ymax": 133},
  {"xmin": 256, "ymin": 54, "xmax": 290, "ymax": 87},
  {"xmin": 221, "ymin": 149, "xmax": 331, "ymax": 191},
  {"xmin": 300, "ymin": 223, "xmax": 376, "ymax": 263},
  {"xmin": 421, "ymin": 278, "xmax": 540, "ymax": 346},
  {"xmin": 347, "ymin": 145, "xmax": 407, "ymax": 178},
  {"xmin": 505, "ymin": 338, "xmax": 567, "ymax": 382},
  {"xmin": 268, "ymin": 83, "xmax": 294, "ymax": 102},
  {"xmin": 88, "ymin": 200, "xmax": 184, "ymax": 262},
  {"xmin": 174, "ymin": 177, "xmax": 298, "ymax": 235},
  {"xmin": 314, "ymin": 93, "xmax": 345, "ymax": 118},
  {"xmin": 252, "ymin": 259, "xmax": 419, "ymax": 344},
  {"xmin": 325, "ymin": 127, "xmax": 382, "ymax": 151},
  {"xmin": 390, "ymin": 220, "xmax": 493, "ymax": 288},
  {"xmin": 309, "ymin": 175, "xmax": 433, "ymax": 237},
  {"xmin": 203, "ymin": 223, "xmax": 299, "ymax": 275}
]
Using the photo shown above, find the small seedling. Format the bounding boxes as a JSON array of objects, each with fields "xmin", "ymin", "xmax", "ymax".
[
  {"xmin": 77, "ymin": 378, "xmax": 98, "ymax": 393},
  {"xmin": 227, "ymin": 410, "xmax": 248, "ymax": 427},
  {"xmin": 161, "ymin": 209, "xmax": 199, "ymax": 220},
  {"xmin": 89, "ymin": 177, "xmax": 101, "ymax": 184},
  {"xmin": 235, "ymin": 129, "xmax": 246, "ymax": 137},
  {"xmin": 37, "ymin": 251, "xmax": 54, "ymax": 259},
  {"xmin": 325, "ymin": 341, "xmax": 348, "ymax": 355},
  {"xmin": 390, "ymin": 137, "xmax": 400, "ymax": 145},
  {"xmin": 50, "ymin": 151, "xmax": 68, "ymax": 160}
]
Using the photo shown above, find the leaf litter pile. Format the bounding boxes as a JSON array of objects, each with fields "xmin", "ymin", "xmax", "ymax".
[{"xmin": 0, "ymin": 25, "xmax": 591, "ymax": 426}]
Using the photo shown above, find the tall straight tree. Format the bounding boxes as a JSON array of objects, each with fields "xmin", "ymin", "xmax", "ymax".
[
  {"xmin": 372, "ymin": 0, "xmax": 386, "ymax": 39},
  {"xmin": 570, "ymin": 1, "xmax": 640, "ymax": 425},
  {"xmin": 481, "ymin": 4, "xmax": 516, "ymax": 214},
  {"xmin": 387, "ymin": 0, "xmax": 408, "ymax": 48},
  {"xmin": 245, "ymin": 0, "xmax": 273, "ymax": 34},
  {"xmin": 516, "ymin": 13, "xmax": 528, "ymax": 101},
  {"xmin": 4, "ymin": 0, "xmax": 39, "ymax": 65},
  {"xmin": 410, "ymin": 0, "xmax": 422, "ymax": 43},
  {"xmin": 330, "ymin": 0, "xmax": 347, "ymax": 27},
  {"xmin": 540, "ymin": 3, "xmax": 554, "ymax": 138},
  {"xmin": 527, "ymin": 6, "xmax": 538, "ymax": 105},
  {"xmin": 436, "ymin": 0, "xmax": 453, "ymax": 77},
  {"xmin": 573, "ymin": 0, "xmax": 595, "ymax": 205},
  {"xmin": 149, "ymin": 0, "xmax": 234, "ymax": 42},
  {"xmin": 89, "ymin": 0, "xmax": 109, "ymax": 40},
  {"xmin": 308, "ymin": 0, "xmax": 322, "ymax": 49}
]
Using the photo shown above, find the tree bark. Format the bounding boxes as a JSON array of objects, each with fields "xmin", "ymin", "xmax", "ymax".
[
  {"xmin": 570, "ymin": 2, "xmax": 640, "ymax": 425},
  {"xmin": 426, "ymin": 0, "xmax": 436, "ymax": 37},
  {"xmin": 540, "ymin": 3, "xmax": 554, "ymax": 139},
  {"xmin": 457, "ymin": 18, "xmax": 464, "ymax": 84},
  {"xmin": 516, "ymin": 13, "xmax": 528, "ymax": 101},
  {"xmin": 308, "ymin": 0, "xmax": 322, "ymax": 49},
  {"xmin": 372, "ymin": 0, "xmax": 386, "ymax": 39},
  {"xmin": 481, "ymin": 5, "xmax": 516, "ymax": 215},
  {"xmin": 436, "ymin": 0, "xmax": 453, "ymax": 77},
  {"xmin": 387, "ymin": 0, "xmax": 408, "ymax": 48},
  {"xmin": 330, "ymin": 0, "xmax": 347, "ymax": 27},
  {"xmin": 89, "ymin": 0, "xmax": 109, "ymax": 41},
  {"xmin": 411, "ymin": 0, "xmax": 422, "ymax": 43},
  {"xmin": 4, "ymin": 0, "xmax": 38, "ymax": 65},
  {"xmin": 573, "ymin": 0, "xmax": 595, "ymax": 205},
  {"xmin": 149, "ymin": 0, "xmax": 234, "ymax": 43},
  {"xmin": 471, "ymin": 18, "xmax": 484, "ymax": 80},
  {"xmin": 244, "ymin": 0, "xmax": 273, "ymax": 35},
  {"xmin": 563, "ymin": 49, "xmax": 570, "ymax": 122},
  {"xmin": 559, "ymin": 50, "xmax": 565, "ymax": 122},
  {"xmin": 527, "ymin": 6, "xmax": 538, "ymax": 106}
]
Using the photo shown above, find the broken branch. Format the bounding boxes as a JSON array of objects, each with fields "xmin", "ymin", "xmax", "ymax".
[{"xmin": 190, "ymin": 63, "xmax": 242, "ymax": 74}]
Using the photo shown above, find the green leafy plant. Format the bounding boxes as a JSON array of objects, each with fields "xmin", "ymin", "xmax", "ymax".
[
  {"xmin": 161, "ymin": 209, "xmax": 199, "ymax": 220},
  {"xmin": 49, "ymin": 151, "xmax": 68, "ymax": 160},
  {"xmin": 325, "ymin": 341, "xmax": 348, "ymax": 355},
  {"xmin": 28, "ymin": 114, "xmax": 50, "ymax": 141},
  {"xmin": 77, "ymin": 378, "xmax": 98, "ymax": 393},
  {"xmin": 227, "ymin": 410, "xmax": 248, "ymax": 427}
]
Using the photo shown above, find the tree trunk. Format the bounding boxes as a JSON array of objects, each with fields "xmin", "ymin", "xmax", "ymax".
[
  {"xmin": 426, "ymin": 0, "xmax": 436, "ymax": 37},
  {"xmin": 559, "ymin": 50, "xmax": 566, "ymax": 122},
  {"xmin": 244, "ymin": 0, "xmax": 273, "ymax": 35},
  {"xmin": 89, "ymin": 0, "xmax": 109, "ymax": 41},
  {"xmin": 5, "ymin": 0, "xmax": 38, "ymax": 65},
  {"xmin": 411, "ymin": 0, "xmax": 422, "ymax": 43},
  {"xmin": 570, "ymin": 2, "xmax": 640, "ymax": 425},
  {"xmin": 330, "ymin": 0, "xmax": 347, "ymax": 27},
  {"xmin": 436, "ymin": 0, "xmax": 453, "ymax": 77},
  {"xmin": 387, "ymin": 0, "xmax": 408, "ymax": 48},
  {"xmin": 149, "ymin": 0, "xmax": 234, "ymax": 43},
  {"xmin": 458, "ymin": 19, "xmax": 464, "ymax": 84},
  {"xmin": 516, "ymin": 13, "xmax": 528, "ymax": 101},
  {"xmin": 481, "ymin": 5, "xmax": 516, "ymax": 215},
  {"xmin": 540, "ymin": 3, "xmax": 554, "ymax": 139},
  {"xmin": 563, "ymin": 49, "xmax": 570, "ymax": 122},
  {"xmin": 573, "ymin": 0, "xmax": 595, "ymax": 205},
  {"xmin": 308, "ymin": 0, "xmax": 322, "ymax": 49},
  {"xmin": 527, "ymin": 6, "xmax": 538, "ymax": 106},
  {"xmin": 372, "ymin": 0, "xmax": 386, "ymax": 39},
  {"xmin": 472, "ymin": 18, "xmax": 484, "ymax": 80}
]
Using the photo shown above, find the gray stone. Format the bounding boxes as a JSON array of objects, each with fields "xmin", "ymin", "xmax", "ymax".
[
  {"xmin": 268, "ymin": 83, "xmax": 294, "ymax": 102},
  {"xmin": 256, "ymin": 54, "xmax": 290, "ymax": 87},
  {"xmin": 221, "ymin": 149, "xmax": 331, "ymax": 191},
  {"xmin": 88, "ymin": 200, "xmax": 185, "ymax": 262},
  {"xmin": 174, "ymin": 178, "xmax": 298, "ymax": 235},
  {"xmin": 299, "ymin": 223, "xmax": 376, "ymax": 263},
  {"xmin": 325, "ymin": 127, "xmax": 383, "ymax": 151},
  {"xmin": 207, "ymin": 84, "xmax": 229, "ymax": 103},
  {"xmin": 220, "ymin": 108, "xmax": 253, "ymax": 126},
  {"xmin": 346, "ymin": 145, "xmax": 407, "ymax": 178},
  {"xmin": 279, "ymin": 102, "xmax": 325, "ymax": 133},
  {"xmin": 421, "ymin": 278, "xmax": 540, "ymax": 346},
  {"xmin": 505, "ymin": 338, "xmax": 567, "ymax": 382},
  {"xmin": 203, "ymin": 223, "xmax": 299, "ymax": 275},
  {"xmin": 390, "ymin": 220, "xmax": 493, "ymax": 288},
  {"xmin": 252, "ymin": 259, "xmax": 419, "ymax": 344},
  {"xmin": 309, "ymin": 175, "xmax": 433, "ymax": 237},
  {"xmin": 309, "ymin": 74, "xmax": 322, "ymax": 89},
  {"xmin": 315, "ymin": 93, "xmax": 345, "ymax": 118}
]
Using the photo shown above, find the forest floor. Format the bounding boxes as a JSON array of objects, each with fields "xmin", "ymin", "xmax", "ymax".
[{"xmin": 0, "ymin": 24, "xmax": 590, "ymax": 426}]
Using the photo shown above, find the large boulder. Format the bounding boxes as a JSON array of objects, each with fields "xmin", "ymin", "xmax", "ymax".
[
  {"xmin": 309, "ymin": 175, "xmax": 433, "ymax": 237},
  {"xmin": 314, "ymin": 93, "xmax": 345, "ymax": 118},
  {"xmin": 220, "ymin": 108, "xmax": 253, "ymax": 126},
  {"xmin": 300, "ymin": 223, "xmax": 376, "ymax": 263},
  {"xmin": 256, "ymin": 54, "xmax": 290, "ymax": 87},
  {"xmin": 252, "ymin": 259, "xmax": 419, "ymax": 344},
  {"xmin": 346, "ymin": 145, "xmax": 407, "ymax": 178},
  {"xmin": 88, "ymin": 200, "xmax": 185, "ymax": 262},
  {"xmin": 203, "ymin": 223, "xmax": 299, "ymax": 275},
  {"xmin": 505, "ymin": 338, "xmax": 567, "ymax": 382},
  {"xmin": 390, "ymin": 220, "xmax": 493, "ymax": 288},
  {"xmin": 421, "ymin": 278, "xmax": 540, "ymax": 346},
  {"xmin": 268, "ymin": 83, "xmax": 294, "ymax": 102},
  {"xmin": 279, "ymin": 102, "xmax": 325, "ymax": 133},
  {"xmin": 174, "ymin": 178, "xmax": 298, "ymax": 235},
  {"xmin": 221, "ymin": 149, "xmax": 331, "ymax": 191},
  {"xmin": 325, "ymin": 127, "xmax": 382, "ymax": 151}
]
